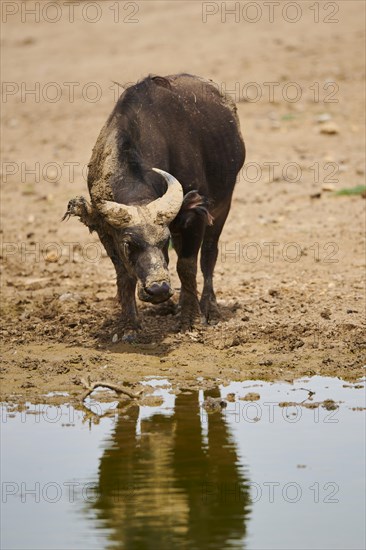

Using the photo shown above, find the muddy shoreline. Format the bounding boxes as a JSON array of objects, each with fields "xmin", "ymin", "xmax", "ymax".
[{"xmin": 1, "ymin": 306, "xmax": 364, "ymax": 404}]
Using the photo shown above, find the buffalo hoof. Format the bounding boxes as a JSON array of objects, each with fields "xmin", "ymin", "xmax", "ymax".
[
  {"xmin": 121, "ymin": 331, "xmax": 139, "ymax": 344},
  {"xmin": 121, "ymin": 316, "xmax": 141, "ymax": 332},
  {"xmin": 179, "ymin": 296, "xmax": 201, "ymax": 332},
  {"xmin": 200, "ymin": 293, "xmax": 221, "ymax": 325}
]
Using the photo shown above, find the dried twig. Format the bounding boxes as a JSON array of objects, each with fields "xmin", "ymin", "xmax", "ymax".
[
  {"xmin": 80, "ymin": 377, "xmax": 143, "ymax": 401},
  {"xmin": 290, "ymin": 387, "xmax": 316, "ymax": 404}
]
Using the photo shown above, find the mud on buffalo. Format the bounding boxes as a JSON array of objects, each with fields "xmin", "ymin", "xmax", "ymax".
[{"xmin": 63, "ymin": 73, "xmax": 245, "ymax": 332}]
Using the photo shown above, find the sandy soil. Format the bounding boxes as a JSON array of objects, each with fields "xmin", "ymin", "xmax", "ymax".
[{"xmin": 1, "ymin": 1, "xmax": 365, "ymax": 403}]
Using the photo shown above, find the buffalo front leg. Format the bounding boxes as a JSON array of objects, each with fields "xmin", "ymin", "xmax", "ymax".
[
  {"xmin": 115, "ymin": 264, "xmax": 140, "ymax": 331},
  {"xmin": 97, "ymin": 231, "xmax": 140, "ymax": 332},
  {"xmin": 177, "ymin": 257, "xmax": 200, "ymax": 331}
]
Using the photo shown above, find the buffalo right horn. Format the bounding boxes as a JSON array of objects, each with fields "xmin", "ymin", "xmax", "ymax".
[{"xmin": 147, "ymin": 168, "xmax": 184, "ymax": 225}]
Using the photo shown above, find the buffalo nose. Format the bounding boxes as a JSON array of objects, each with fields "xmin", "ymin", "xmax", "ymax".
[{"xmin": 146, "ymin": 282, "xmax": 171, "ymax": 298}]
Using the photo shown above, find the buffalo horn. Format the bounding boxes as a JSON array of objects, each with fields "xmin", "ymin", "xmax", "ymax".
[{"xmin": 147, "ymin": 168, "xmax": 184, "ymax": 224}]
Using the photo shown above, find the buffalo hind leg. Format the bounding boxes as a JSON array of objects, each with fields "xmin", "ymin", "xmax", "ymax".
[{"xmin": 200, "ymin": 204, "xmax": 231, "ymax": 323}]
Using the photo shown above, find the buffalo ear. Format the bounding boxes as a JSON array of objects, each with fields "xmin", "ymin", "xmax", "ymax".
[{"xmin": 177, "ymin": 190, "xmax": 214, "ymax": 228}]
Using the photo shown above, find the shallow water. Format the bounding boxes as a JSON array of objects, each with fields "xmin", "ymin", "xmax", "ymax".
[{"xmin": 1, "ymin": 376, "xmax": 365, "ymax": 550}]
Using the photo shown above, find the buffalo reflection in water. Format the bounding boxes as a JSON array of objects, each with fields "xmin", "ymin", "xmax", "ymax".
[{"xmin": 91, "ymin": 389, "xmax": 251, "ymax": 549}]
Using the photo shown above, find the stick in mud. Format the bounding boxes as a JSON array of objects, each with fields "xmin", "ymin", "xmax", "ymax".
[{"xmin": 80, "ymin": 377, "xmax": 143, "ymax": 401}]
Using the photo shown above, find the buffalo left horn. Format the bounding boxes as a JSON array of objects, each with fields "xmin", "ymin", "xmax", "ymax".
[{"xmin": 147, "ymin": 168, "xmax": 184, "ymax": 224}]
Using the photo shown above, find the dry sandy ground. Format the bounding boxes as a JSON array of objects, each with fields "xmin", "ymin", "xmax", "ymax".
[{"xmin": 1, "ymin": 0, "xmax": 365, "ymax": 403}]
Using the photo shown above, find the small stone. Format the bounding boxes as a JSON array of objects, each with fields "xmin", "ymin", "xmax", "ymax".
[
  {"xmin": 45, "ymin": 251, "xmax": 59, "ymax": 263},
  {"xmin": 320, "ymin": 122, "xmax": 339, "ymax": 135},
  {"xmin": 322, "ymin": 399, "xmax": 338, "ymax": 411},
  {"xmin": 226, "ymin": 393, "xmax": 236, "ymax": 402},
  {"xmin": 25, "ymin": 278, "xmax": 48, "ymax": 291},
  {"xmin": 315, "ymin": 113, "xmax": 331, "ymax": 123},
  {"xmin": 270, "ymin": 120, "xmax": 281, "ymax": 130},
  {"xmin": 289, "ymin": 339, "xmax": 305, "ymax": 351},
  {"xmin": 22, "ymin": 185, "xmax": 36, "ymax": 196},
  {"xmin": 320, "ymin": 309, "xmax": 331, "ymax": 320},
  {"xmin": 59, "ymin": 292, "xmax": 79, "ymax": 302},
  {"xmin": 240, "ymin": 392, "xmax": 260, "ymax": 401},
  {"xmin": 322, "ymin": 184, "xmax": 335, "ymax": 192},
  {"xmin": 112, "ymin": 333, "xmax": 118, "ymax": 343},
  {"xmin": 21, "ymin": 381, "xmax": 35, "ymax": 389}
]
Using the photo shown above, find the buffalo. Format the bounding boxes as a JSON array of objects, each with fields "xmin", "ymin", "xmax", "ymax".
[{"xmin": 64, "ymin": 74, "xmax": 245, "ymax": 332}]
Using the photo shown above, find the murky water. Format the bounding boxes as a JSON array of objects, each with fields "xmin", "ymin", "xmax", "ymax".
[{"xmin": 1, "ymin": 376, "xmax": 365, "ymax": 550}]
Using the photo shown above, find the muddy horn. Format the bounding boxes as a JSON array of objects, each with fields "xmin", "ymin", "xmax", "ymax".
[
  {"xmin": 148, "ymin": 168, "xmax": 184, "ymax": 224},
  {"xmin": 96, "ymin": 200, "xmax": 142, "ymax": 228}
]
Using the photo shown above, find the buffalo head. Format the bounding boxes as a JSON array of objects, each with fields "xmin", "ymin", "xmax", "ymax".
[{"xmin": 64, "ymin": 169, "xmax": 183, "ymax": 305}]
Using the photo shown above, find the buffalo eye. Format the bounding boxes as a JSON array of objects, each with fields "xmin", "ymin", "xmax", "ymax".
[
  {"xmin": 122, "ymin": 239, "xmax": 140, "ymax": 256},
  {"xmin": 121, "ymin": 241, "xmax": 132, "ymax": 256}
]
